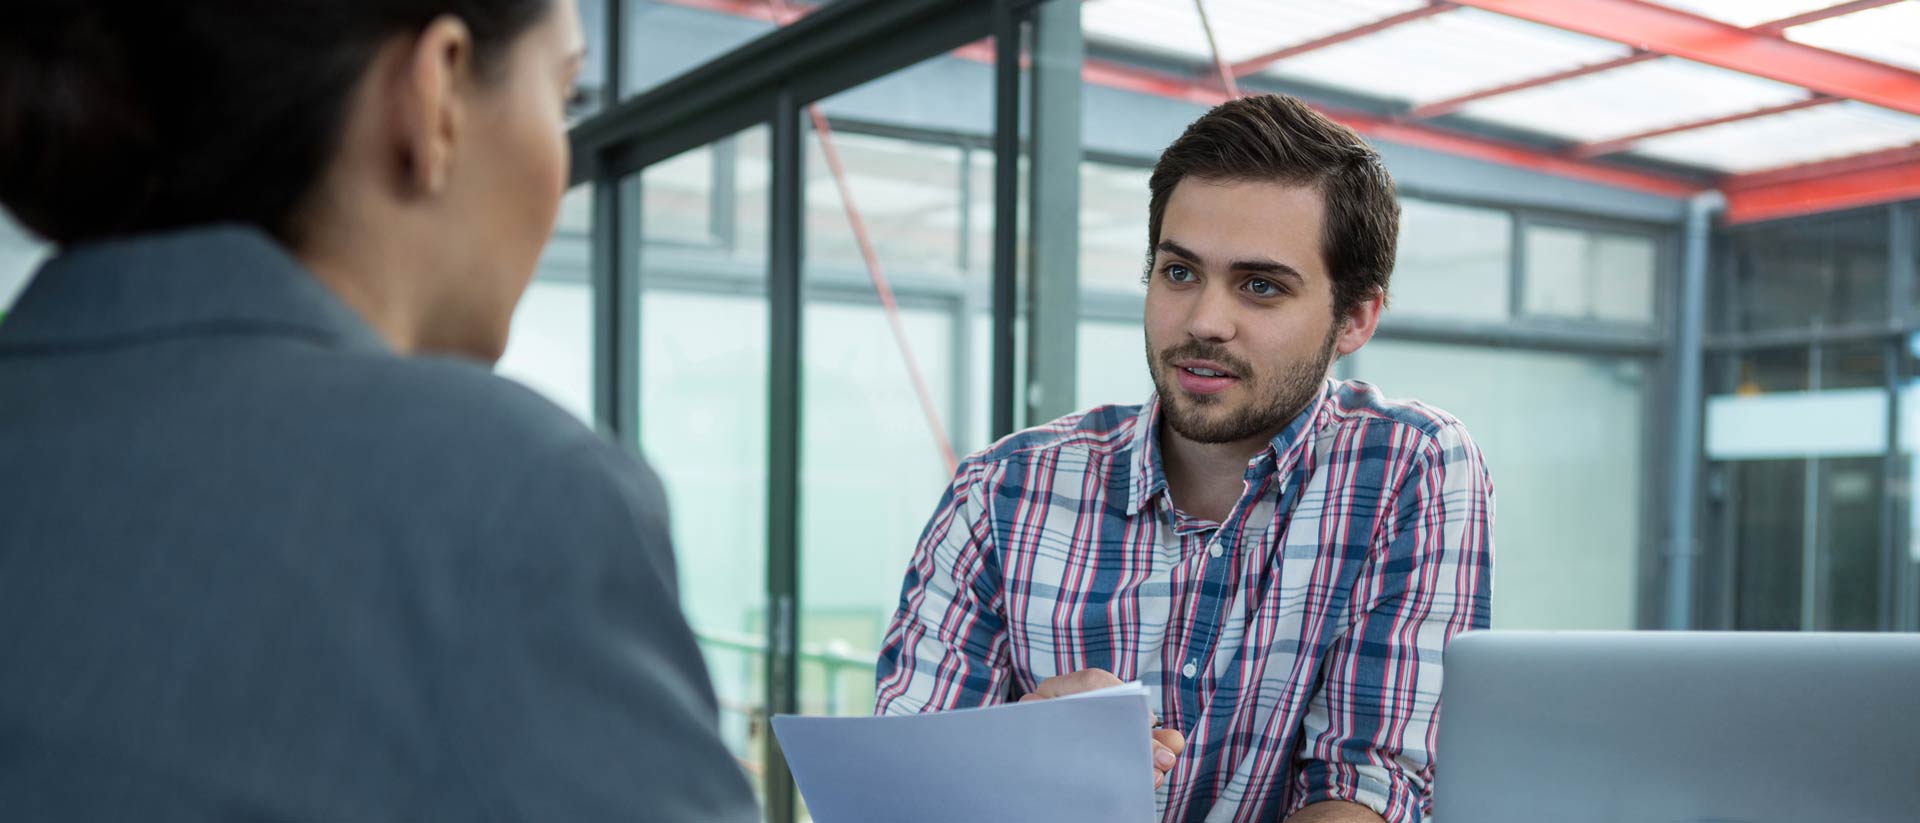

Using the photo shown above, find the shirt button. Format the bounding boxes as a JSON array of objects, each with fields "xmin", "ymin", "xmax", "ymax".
[
  {"xmin": 1182, "ymin": 662, "xmax": 1198, "ymax": 678},
  {"xmin": 1208, "ymin": 543, "xmax": 1223, "ymax": 558}
]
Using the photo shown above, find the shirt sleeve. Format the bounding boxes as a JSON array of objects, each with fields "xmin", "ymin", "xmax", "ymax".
[
  {"xmin": 1287, "ymin": 421, "xmax": 1495, "ymax": 823},
  {"xmin": 873, "ymin": 456, "xmax": 1013, "ymax": 716}
]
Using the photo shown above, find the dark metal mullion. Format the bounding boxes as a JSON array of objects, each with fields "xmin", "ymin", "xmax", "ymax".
[
  {"xmin": 616, "ymin": 177, "xmax": 643, "ymax": 442},
  {"xmin": 1890, "ymin": 201, "xmax": 1919, "ymax": 630},
  {"xmin": 1025, "ymin": 0, "xmax": 1082, "ymax": 423},
  {"xmin": 1881, "ymin": 335, "xmax": 1902, "ymax": 631},
  {"xmin": 1508, "ymin": 212, "xmax": 1529, "ymax": 321},
  {"xmin": 712, "ymin": 136, "xmax": 740, "ymax": 249},
  {"xmin": 590, "ymin": 177, "xmax": 623, "ymax": 437},
  {"xmin": 601, "ymin": 0, "xmax": 623, "ymax": 104},
  {"xmin": 990, "ymin": 0, "xmax": 1022, "ymax": 440},
  {"xmin": 764, "ymin": 88, "xmax": 804, "ymax": 823}
]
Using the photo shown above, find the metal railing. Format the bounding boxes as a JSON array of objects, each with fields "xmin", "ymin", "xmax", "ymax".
[{"xmin": 696, "ymin": 628, "xmax": 880, "ymax": 719}]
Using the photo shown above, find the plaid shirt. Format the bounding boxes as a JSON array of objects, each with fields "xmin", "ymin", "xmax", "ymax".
[{"xmin": 874, "ymin": 379, "xmax": 1494, "ymax": 823}]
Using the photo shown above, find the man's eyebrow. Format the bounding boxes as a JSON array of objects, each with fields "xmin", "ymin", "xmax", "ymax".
[{"xmin": 1157, "ymin": 240, "xmax": 1304, "ymax": 282}]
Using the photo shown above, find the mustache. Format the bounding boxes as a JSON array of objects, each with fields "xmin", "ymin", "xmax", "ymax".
[{"xmin": 1158, "ymin": 342, "xmax": 1253, "ymax": 378}]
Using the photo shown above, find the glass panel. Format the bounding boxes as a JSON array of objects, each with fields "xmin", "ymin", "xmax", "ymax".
[
  {"xmin": 796, "ymin": 54, "xmax": 988, "ymax": 776},
  {"xmin": 1390, "ymin": 198, "xmax": 1511, "ymax": 322},
  {"xmin": 1522, "ymin": 226, "xmax": 1586, "ymax": 319},
  {"xmin": 1644, "ymin": 0, "xmax": 1835, "ymax": 28},
  {"xmin": 798, "ymin": 301, "xmax": 954, "ymax": 715},
  {"xmin": 574, "ymin": 0, "xmax": 609, "ymax": 119},
  {"xmin": 1458, "ymin": 57, "xmax": 1807, "ymax": 144},
  {"xmin": 621, "ymin": 0, "xmax": 778, "ymax": 100},
  {"xmin": 0, "ymin": 208, "xmax": 52, "ymax": 318},
  {"xmin": 642, "ymin": 143, "xmax": 720, "ymax": 247},
  {"xmin": 635, "ymin": 128, "xmax": 772, "ymax": 798},
  {"xmin": 1631, "ymin": 102, "xmax": 1920, "ymax": 174},
  {"xmin": 1079, "ymin": 161, "xmax": 1152, "ymax": 294},
  {"xmin": 1352, "ymin": 341, "xmax": 1645, "ymax": 630},
  {"xmin": 1082, "ymin": 0, "xmax": 1428, "ymax": 65},
  {"xmin": 1267, "ymin": 9, "xmax": 1630, "ymax": 105},
  {"xmin": 497, "ymin": 185, "xmax": 595, "ymax": 423},
  {"xmin": 1820, "ymin": 456, "xmax": 1884, "ymax": 630},
  {"xmin": 806, "ymin": 130, "xmax": 966, "ymax": 278},
  {"xmin": 1786, "ymin": 3, "xmax": 1920, "ymax": 72},
  {"xmin": 1522, "ymin": 224, "xmax": 1657, "ymax": 324},
  {"xmin": 1728, "ymin": 459, "xmax": 1808, "ymax": 629},
  {"xmin": 1077, "ymin": 318, "xmax": 1151, "ymax": 410},
  {"xmin": 1819, "ymin": 343, "xmax": 1888, "ymax": 631},
  {"xmin": 1719, "ymin": 211, "xmax": 1890, "ymax": 333},
  {"xmin": 1707, "ymin": 343, "xmax": 1892, "ymax": 631}
]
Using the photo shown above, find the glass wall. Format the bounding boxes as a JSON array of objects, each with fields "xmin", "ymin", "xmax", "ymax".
[
  {"xmin": 0, "ymin": 209, "xmax": 52, "ymax": 319},
  {"xmin": 1393, "ymin": 198, "xmax": 1512, "ymax": 322},
  {"xmin": 796, "ymin": 65, "xmax": 988, "ymax": 740},
  {"xmin": 631, "ymin": 128, "xmax": 774, "ymax": 791},
  {"xmin": 1350, "ymin": 343, "xmax": 1647, "ymax": 630},
  {"xmin": 1702, "ymin": 205, "xmax": 1915, "ymax": 632},
  {"xmin": 497, "ymin": 186, "xmax": 596, "ymax": 423},
  {"xmin": 1704, "ymin": 203, "xmax": 1912, "ymax": 629}
]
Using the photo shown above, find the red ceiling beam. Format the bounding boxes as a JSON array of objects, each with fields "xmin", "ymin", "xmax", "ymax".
[
  {"xmin": 1446, "ymin": 0, "xmax": 1920, "ymax": 116},
  {"xmin": 660, "ymin": 0, "xmax": 810, "ymax": 23},
  {"xmin": 1226, "ymin": 2, "xmax": 1457, "ymax": 78},
  {"xmin": 1724, "ymin": 142, "xmax": 1920, "ymax": 191},
  {"xmin": 1570, "ymin": 94, "xmax": 1840, "ymax": 159},
  {"xmin": 1723, "ymin": 149, "xmax": 1920, "ymax": 224}
]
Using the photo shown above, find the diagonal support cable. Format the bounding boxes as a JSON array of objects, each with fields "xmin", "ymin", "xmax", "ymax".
[
  {"xmin": 763, "ymin": 0, "xmax": 959, "ymax": 474},
  {"xmin": 1192, "ymin": 0, "xmax": 1241, "ymax": 99}
]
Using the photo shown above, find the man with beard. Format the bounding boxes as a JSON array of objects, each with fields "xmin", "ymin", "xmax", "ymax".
[{"xmin": 874, "ymin": 93, "xmax": 1493, "ymax": 823}]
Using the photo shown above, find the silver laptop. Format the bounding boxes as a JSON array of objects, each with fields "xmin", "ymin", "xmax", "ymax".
[{"xmin": 1436, "ymin": 631, "xmax": 1920, "ymax": 823}]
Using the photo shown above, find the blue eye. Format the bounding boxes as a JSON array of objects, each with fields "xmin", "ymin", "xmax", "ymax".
[
  {"xmin": 1246, "ymin": 278, "xmax": 1277, "ymax": 296},
  {"xmin": 1164, "ymin": 264, "xmax": 1196, "ymax": 284}
]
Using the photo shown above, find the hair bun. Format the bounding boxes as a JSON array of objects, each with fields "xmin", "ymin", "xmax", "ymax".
[{"xmin": 0, "ymin": 4, "xmax": 158, "ymax": 245}]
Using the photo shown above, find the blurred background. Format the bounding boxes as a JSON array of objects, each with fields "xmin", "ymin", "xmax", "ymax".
[{"xmin": 3, "ymin": 1, "xmax": 1915, "ymax": 819}]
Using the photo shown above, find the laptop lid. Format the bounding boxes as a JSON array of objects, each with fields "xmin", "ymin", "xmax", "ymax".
[{"xmin": 1436, "ymin": 631, "xmax": 1920, "ymax": 823}]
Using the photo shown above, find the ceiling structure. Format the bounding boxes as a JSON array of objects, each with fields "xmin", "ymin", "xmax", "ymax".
[{"xmin": 662, "ymin": 0, "xmax": 1920, "ymax": 223}]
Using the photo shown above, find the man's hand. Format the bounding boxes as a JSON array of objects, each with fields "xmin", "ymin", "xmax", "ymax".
[{"xmin": 1019, "ymin": 668, "xmax": 1188, "ymax": 788}]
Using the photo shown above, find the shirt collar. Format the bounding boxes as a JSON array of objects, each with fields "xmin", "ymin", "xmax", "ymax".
[
  {"xmin": 1125, "ymin": 380, "xmax": 1334, "ymax": 517},
  {"xmin": 0, "ymin": 224, "xmax": 389, "ymax": 354}
]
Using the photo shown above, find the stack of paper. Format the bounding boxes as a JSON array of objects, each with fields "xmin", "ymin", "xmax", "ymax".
[{"xmin": 772, "ymin": 682, "xmax": 1158, "ymax": 823}]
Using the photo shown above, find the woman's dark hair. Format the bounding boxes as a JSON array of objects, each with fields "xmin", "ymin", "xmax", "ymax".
[
  {"xmin": 1147, "ymin": 93, "xmax": 1399, "ymax": 320},
  {"xmin": 0, "ymin": 0, "xmax": 551, "ymax": 246}
]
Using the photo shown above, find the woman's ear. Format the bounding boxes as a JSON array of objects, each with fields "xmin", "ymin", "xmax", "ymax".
[{"xmin": 390, "ymin": 16, "xmax": 473, "ymax": 196}]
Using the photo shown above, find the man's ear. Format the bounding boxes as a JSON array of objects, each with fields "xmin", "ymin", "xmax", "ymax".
[
  {"xmin": 389, "ymin": 16, "xmax": 474, "ymax": 196},
  {"xmin": 1335, "ymin": 287, "xmax": 1385, "ymax": 357}
]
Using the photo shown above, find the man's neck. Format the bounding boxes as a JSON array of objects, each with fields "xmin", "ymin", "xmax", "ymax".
[{"xmin": 1158, "ymin": 422, "xmax": 1274, "ymax": 524}]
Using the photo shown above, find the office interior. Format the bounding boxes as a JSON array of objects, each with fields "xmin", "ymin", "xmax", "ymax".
[{"xmin": 2, "ymin": 0, "xmax": 1916, "ymax": 819}]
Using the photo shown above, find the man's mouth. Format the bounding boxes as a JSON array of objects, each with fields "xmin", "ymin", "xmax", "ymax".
[{"xmin": 1171, "ymin": 359, "xmax": 1241, "ymax": 395}]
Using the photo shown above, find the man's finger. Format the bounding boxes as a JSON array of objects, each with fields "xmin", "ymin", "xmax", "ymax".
[
  {"xmin": 1030, "ymin": 667, "xmax": 1123, "ymax": 699},
  {"xmin": 1153, "ymin": 742, "xmax": 1176, "ymax": 771},
  {"xmin": 1152, "ymin": 727, "xmax": 1187, "ymax": 756}
]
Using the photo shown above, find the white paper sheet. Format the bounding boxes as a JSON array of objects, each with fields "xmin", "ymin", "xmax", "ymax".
[{"xmin": 771, "ymin": 684, "xmax": 1158, "ymax": 823}]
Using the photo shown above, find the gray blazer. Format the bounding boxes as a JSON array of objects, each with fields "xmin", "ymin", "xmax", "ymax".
[{"xmin": 0, "ymin": 226, "xmax": 758, "ymax": 822}]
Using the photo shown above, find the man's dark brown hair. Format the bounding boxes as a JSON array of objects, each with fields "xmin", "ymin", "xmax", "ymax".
[{"xmin": 1147, "ymin": 93, "xmax": 1399, "ymax": 320}]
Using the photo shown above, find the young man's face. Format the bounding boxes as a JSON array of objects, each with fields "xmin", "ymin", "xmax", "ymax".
[{"xmin": 1143, "ymin": 177, "xmax": 1367, "ymax": 446}]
